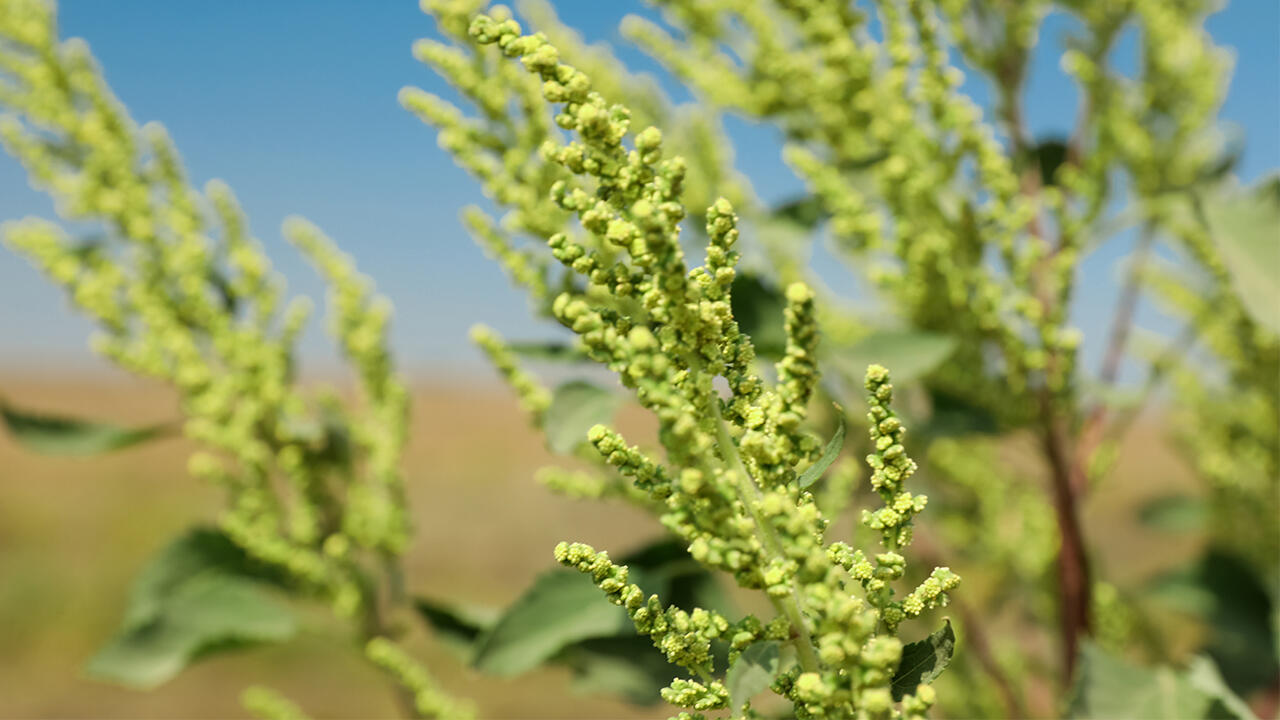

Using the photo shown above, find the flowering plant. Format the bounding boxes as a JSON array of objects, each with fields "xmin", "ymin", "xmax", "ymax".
[{"xmin": 2, "ymin": 0, "xmax": 1275, "ymax": 718}]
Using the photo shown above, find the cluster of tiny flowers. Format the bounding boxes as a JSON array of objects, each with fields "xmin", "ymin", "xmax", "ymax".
[
  {"xmin": 404, "ymin": 10, "xmax": 959, "ymax": 716},
  {"xmin": 0, "ymin": 1, "xmax": 463, "ymax": 715}
]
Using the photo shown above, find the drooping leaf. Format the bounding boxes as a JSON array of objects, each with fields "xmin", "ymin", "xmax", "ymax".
[
  {"xmin": 471, "ymin": 568, "xmax": 635, "ymax": 676},
  {"xmin": 832, "ymin": 330, "xmax": 957, "ymax": 385},
  {"xmin": 1138, "ymin": 495, "xmax": 1208, "ymax": 533},
  {"xmin": 798, "ymin": 413, "xmax": 845, "ymax": 489},
  {"xmin": 1203, "ymin": 176, "xmax": 1280, "ymax": 334},
  {"xmin": 1067, "ymin": 643, "xmax": 1255, "ymax": 720},
  {"xmin": 413, "ymin": 597, "xmax": 499, "ymax": 661},
  {"xmin": 891, "ymin": 619, "xmax": 956, "ymax": 701},
  {"xmin": 542, "ymin": 380, "xmax": 621, "ymax": 454},
  {"xmin": 730, "ymin": 273, "xmax": 788, "ymax": 359},
  {"xmin": 0, "ymin": 400, "xmax": 174, "ymax": 456},
  {"xmin": 726, "ymin": 641, "xmax": 781, "ymax": 714},
  {"xmin": 1148, "ymin": 548, "xmax": 1278, "ymax": 697},
  {"xmin": 86, "ymin": 528, "xmax": 296, "ymax": 689}
]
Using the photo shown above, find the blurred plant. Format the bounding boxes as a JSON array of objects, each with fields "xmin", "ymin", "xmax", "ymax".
[{"xmin": 0, "ymin": 1, "xmax": 469, "ymax": 716}]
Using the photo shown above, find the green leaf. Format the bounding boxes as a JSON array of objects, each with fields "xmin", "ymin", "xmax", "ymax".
[
  {"xmin": 726, "ymin": 641, "xmax": 781, "ymax": 714},
  {"xmin": 508, "ymin": 341, "xmax": 588, "ymax": 362},
  {"xmin": 470, "ymin": 537, "xmax": 732, "ymax": 689},
  {"xmin": 1148, "ymin": 548, "xmax": 1278, "ymax": 697},
  {"xmin": 922, "ymin": 388, "xmax": 999, "ymax": 437},
  {"xmin": 0, "ymin": 400, "xmax": 174, "ymax": 456},
  {"xmin": 557, "ymin": 635, "xmax": 671, "ymax": 705},
  {"xmin": 1068, "ymin": 643, "xmax": 1256, "ymax": 719},
  {"xmin": 730, "ymin": 273, "xmax": 788, "ymax": 359},
  {"xmin": 1203, "ymin": 176, "xmax": 1280, "ymax": 335},
  {"xmin": 1138, "ymin": 495, "xmax": 1208, "ymax": 533},
  {"xmin": 798, "ymin": 413, "xmax": 845, "ymax": 490},
  {"xmin": 1185, "ymin": 656, "xmax": 1260, "ymax": 720},
  {"xmin": 471, "ymin": 568, "xmax": 635, "ymax": 676},
  {"xmin": 891, "ymin": 619, "xmax": 956, "ymax": 701},
  {"xmin": 413, "ymin": 597, "xmax": 499, "ymax": 661},
  {"xmin": 86, "ymin": 528, "xmax": 296, "ymax": 689},
  {"xmin": 832, "ymin": 330, "xmax": 957, "ymax": 385},
  {"xmin": 771, "ymin": 195, "xmax": 827, "ymax": 230},
  {"xmin": 623, "ymin": 539, "xmax": 733, "ymax": 618},
  {"xmin": 542, "ymin": 380, "xmax": 621, "ymax": 454},
  {"xmin": 1029, "ymin": 136, "xmax": 1070, "ymax": 187}
]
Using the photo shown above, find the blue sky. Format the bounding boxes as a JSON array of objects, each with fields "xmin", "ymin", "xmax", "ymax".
[{"xmin": 0, "ymin": 1, "xmax": 1276, "ymax": 378}]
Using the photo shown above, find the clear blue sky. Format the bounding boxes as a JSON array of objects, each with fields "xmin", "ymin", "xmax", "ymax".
[{"xmin": 0, "ymin": 1, "xmax": 1276, "ymax": 377}]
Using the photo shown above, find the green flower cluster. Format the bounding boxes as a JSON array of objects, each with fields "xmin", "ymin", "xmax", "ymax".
[
  {"xmin": 0, "ymin": 1, "xmax": 463, "ymax": 715},
  {"xmin": 406, "ymin": 11, "xmax": 959, "ymax": 716}
]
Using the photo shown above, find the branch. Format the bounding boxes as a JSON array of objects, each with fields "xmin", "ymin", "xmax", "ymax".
[
  {"xmin": 1039, "ymin": 391, "xmax": 1093, "ymax": 685},
  {"xmin": 1075, "ymin": 224, "xmax": 1156, "ymax": 493}
]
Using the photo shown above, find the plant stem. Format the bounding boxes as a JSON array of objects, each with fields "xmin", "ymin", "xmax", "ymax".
[
  {"xmin": 713, "ymin": 414, "xmax": 822, "ymax": 673},
  {"xmin": 361, "ymin": 557, "xmax": 426, "ymax": 719},
  {"xmin": 1039, "ymin": 392, "xmax": 1093, "ymax": 685},
  {"xmin": 996, "ymin": 42, "xmax": 1094, "ymax": 686}
]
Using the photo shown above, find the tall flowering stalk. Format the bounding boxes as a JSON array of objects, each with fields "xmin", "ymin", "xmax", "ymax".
[
  {"xmin": 0, "ymin": 1, "xmax": 468, "ymax": 716},
  {"xmin": 407, "ymin": 10, "xmax": 960, "ymax": 717},
  {"xmin": 407, "ymin": 0, "xmax": 1256, "ymax": 716}
]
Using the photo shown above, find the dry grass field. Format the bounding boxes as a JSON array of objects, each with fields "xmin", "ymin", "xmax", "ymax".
[{"xmin": 0, "ymin": 370, "xmax": 1204, "ymax": 718}]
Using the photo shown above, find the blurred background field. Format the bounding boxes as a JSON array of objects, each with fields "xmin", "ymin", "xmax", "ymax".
[{"xmin": 0, "ymin": 369, "xmax": 1206, "ymax": 718}]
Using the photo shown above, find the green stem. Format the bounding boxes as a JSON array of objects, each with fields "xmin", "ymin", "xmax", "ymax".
[{"xmin": 712, "ymin": 415, "xmax": 821, "ymax": 673}]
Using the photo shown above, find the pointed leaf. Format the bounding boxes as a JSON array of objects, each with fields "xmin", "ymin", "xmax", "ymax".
[
  {"xmin": 922, "ymin": 388, "xmax": 999, "ymax": 437},
  {"xmin": 891, "ymin": 619, "xmax": 956, "ymax": 701},
  {"xmin": 557, "ymin": 635, "xmax": 671, "ymax": 705},
  {"xmin": 413, "ymin": 597, "xmax": 499, "ymax": 661},
  {"xmin": 1147, "ymin": 548, "xmax": 1278, "ymax": 696},
  {"xmin": 508, "ymin": 341, "xmax": 589, "ymax": 362},
  {"xmin": 543, "ymin": 380, "xmax": 621, "ymax": 454},
  {"xmin": 1204, "ymin": 176, "xmax": 1280, "ymax": 334},
  {"xmin": 730, "ymin": 274, "xmax": 787, "ymax": 359},
  {"xmin": 832, "ymin": 331, "xmax": 957, "ymax": 385},
  {"xmin": 726, "ymin": 641, "xmax": 781, "ymax": 714},
  {"xmin": 771, "ymin": 195, "xmax": 826, "ymax": 230},
  {"xmin": 1138, "ymin": 495, "xmax": 1207, "ymax": 533},
  {"xmin": 1, "ymin": 400, "xmax": 174, "ymax": 456},
  {"xmin": 471, "ymin": 568, "xmax": 635, "ymax": 675},
  {"xmin": 1068, "ymin": 643, "xmax": 1256, "ymax": 719},
  {"xmin": 798, "ymin": 413, "xmax": 845, "ymax": 489},
  {"xmin": 86, "ymin": 529, "xmax": 296, "ymax": 689}
]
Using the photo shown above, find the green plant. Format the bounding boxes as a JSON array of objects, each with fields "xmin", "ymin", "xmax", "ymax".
[
  {"xmin": 2, "ymin": 0, "xmax": 1276, "ymax": 718},
  {"xmin": 405, "ymin": 0, "xmax": 1275, "ymax": 718},
  {"xmin": 0, "ymin": 1, "xmax": 467, "ymax": 716}
]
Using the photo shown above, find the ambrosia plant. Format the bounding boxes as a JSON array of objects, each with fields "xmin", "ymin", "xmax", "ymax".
[
  {"xmin": 2, "ymin": 0, "xmax": 1276, "ymax": 719},
  {"xmin": 407, "ymin": 7, "xmax": 961, "ymax": 717},
  {"xmin": 0, "ymin": 1, "xmax": 470, "ymax": 716},
  {"xmin": 405, "ymin": 0, "xmax": 1274, "ymax": 718}
]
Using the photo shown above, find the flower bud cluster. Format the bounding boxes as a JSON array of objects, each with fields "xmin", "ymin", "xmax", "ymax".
[
  {"xmin": 413, "ymin": 15, "xmax": 960, "ymax": 716},
  {"xmin": 1, "ymin": 3, "xmax": 464, "ymax": 714}
]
